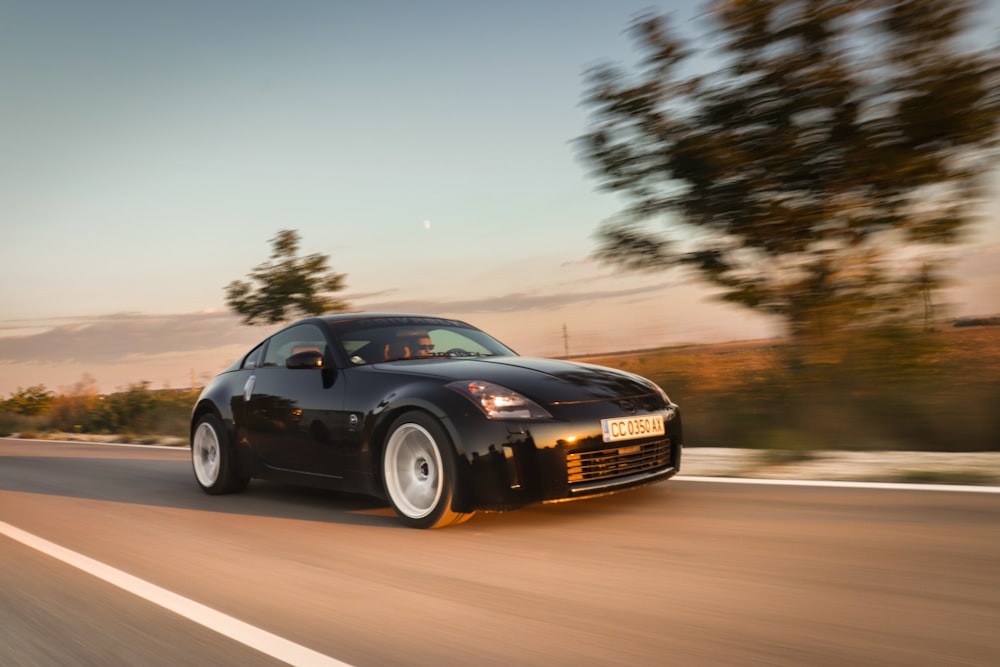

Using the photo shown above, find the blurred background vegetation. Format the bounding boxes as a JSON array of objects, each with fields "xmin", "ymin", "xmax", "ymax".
[
  {"xmin": 1, "ymin": 321, "xmax": 996, "ymax": 451},
  {"xmin": 578, "ymin": 0, "xmax": 999, "ymax": 349},
  {"xmin": 584, "ymin": 321, "xmax": 999, "ymax": 452},
  {"xmin": 0, "ymin": 377, "xmax": 196, "ymax": 443}
]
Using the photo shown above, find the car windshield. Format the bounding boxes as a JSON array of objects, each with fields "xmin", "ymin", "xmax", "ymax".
[{"xmin": 333, "ymin": 318, "xmax": 517, "ymax": 365}]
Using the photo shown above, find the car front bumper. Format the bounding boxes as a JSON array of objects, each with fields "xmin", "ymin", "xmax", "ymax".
[{"xmin": 447, "ymin": 403, "xmax": 682, "ymax": 513}]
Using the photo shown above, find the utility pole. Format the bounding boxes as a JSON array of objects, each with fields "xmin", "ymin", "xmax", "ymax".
[
  {"xmin": 921, "ymin": 263, "xmax": 935, "ymax": 332},
  {"xmin": 562, "ymin": 323, "xmax": 569, "ymax": 358}
]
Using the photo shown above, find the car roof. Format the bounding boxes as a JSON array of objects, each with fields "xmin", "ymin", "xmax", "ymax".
[
  {"xmin": 315, "ymin": 312, "xmax": 473, "ymax": 328},
  {"xmin": 317, "ymin": 312, "xmax": 426, "ymax": 323}
]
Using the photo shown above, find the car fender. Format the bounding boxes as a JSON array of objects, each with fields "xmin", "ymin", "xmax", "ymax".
[
  {"xmin": 189, "ymin": 370, "xmax": 258, "ymax": 476},
  {"xmin": 363, "ymin": 380, "xmax": 469, "ymax": 451},
  {"xmin": 358, "ymin": 381, "xmax": 478, "ymax": 496},
  {"xmin": 190, "ymin": 384, "xmax": 237, "ymax": 439}
]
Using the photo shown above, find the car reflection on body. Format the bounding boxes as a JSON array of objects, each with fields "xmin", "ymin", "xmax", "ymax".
[{"xmin": 190, "ymin": 313, "xmax": 682, "ymax": 528}]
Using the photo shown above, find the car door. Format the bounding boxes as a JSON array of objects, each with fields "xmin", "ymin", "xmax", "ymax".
[{"xmin": 243, "ymin": 323, "xmax": 350, "ymax": 479}]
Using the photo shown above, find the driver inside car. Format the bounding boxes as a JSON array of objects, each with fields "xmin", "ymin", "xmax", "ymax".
[
  {"xmin": 412, "ymin": 335, "xmax": 434, "ymax": 357},
  {"xmin": 383, "ymin": 333, "xmax": 434, "ymax": 360}
]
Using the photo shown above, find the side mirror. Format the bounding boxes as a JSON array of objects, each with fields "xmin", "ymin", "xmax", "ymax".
[{"xmin": 286, "ymin": 350, "xmax": 324, "ymax": 369}]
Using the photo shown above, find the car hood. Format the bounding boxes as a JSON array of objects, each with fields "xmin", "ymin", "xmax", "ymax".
[{"xmin": 374, "ymin": 356, "xmax": 659, "ymax": 404}]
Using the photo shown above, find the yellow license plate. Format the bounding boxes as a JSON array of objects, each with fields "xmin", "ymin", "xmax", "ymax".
[{"xmin": 600, "ymin": 414, "xmax": 665, "ymax": 443}]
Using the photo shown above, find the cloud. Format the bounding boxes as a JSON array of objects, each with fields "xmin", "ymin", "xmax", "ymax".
[
  {"xmin": 0, "ymin": 278, "xmax": 696, "ymax": 365},
  {"xmin": 0, "ymin": 282, "xmax": 778, "ymax": 395},
  {"xmin": 0, "ymin": 279, "xmax": 683, "ymax": 366},
  {"xmin": 0, "ymin": 311, "xmax": 269, "ymax": 364},
  {"xmin": 354, "ymin": 281, "xmax": 678, "ymax": 315},
  {"xmin": 342, "ymin": 288, "xmax": 399, "ymax": 301}
]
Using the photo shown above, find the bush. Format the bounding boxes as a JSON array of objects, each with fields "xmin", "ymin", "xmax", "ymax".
[
  {"xmin": 0, "ymin": 412, "xmax": 49, "ymax": 437},
  {"xmin": 1, "ymin": 385, "xmax": 54, "ymax": 416},
  {"xmin": 45, "ymin": 380, "xmax": 197, "ymax": 439}
]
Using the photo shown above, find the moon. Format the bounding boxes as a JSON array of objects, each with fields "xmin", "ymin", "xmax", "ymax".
[{"xmin": 423, "ymin": 220, "xmax": 431, "ymax": 230}]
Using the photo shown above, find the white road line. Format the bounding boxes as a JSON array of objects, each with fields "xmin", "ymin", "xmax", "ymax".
[
  {"xmin": 7, "ymin": 438, "xmax": 184, "ymax": 451},
  {"xmin": 0, "ymin": 521, "xmax": 353, "ymax": 667},
  {"xmin": 676, "ymin": 475, "xmax": 1000, "ymax": 493}
]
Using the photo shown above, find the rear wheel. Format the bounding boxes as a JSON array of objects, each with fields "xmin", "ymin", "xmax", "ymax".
[
  {"xmin": 382, "ymin": 411, "xmax": 473, "ymax": 528},
  {"xmin": 191, "ymin": 413, "xmax": 249, "ymax": 495}
]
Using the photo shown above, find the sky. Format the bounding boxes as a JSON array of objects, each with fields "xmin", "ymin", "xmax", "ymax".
[{"xmin": 1, "ymin": 0, "xmax": 999, "ymax": 396}]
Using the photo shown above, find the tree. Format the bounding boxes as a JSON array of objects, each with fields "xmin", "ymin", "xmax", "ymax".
[
  {"xmin": 2, "ymin": 385, "xmax": 54, "ymax": 416},
  {"xmin": 578, "ymin": 0, "xmax": 1000, "ymax": 342},
  {"xmin": 225, "ymin": 230, "xmax": 349, "ymax": 325}
]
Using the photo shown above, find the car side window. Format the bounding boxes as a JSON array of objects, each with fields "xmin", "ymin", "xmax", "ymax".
[
  {"xmin": 242, "ymin": 342, "xmax": 266, "ymax": 370},
  {"xmin": 262, "ymin": 324, "xmax": 327, "ymax": 368}
]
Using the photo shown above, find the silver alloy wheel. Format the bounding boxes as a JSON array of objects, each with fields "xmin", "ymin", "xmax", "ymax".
[
  {"xmin": 384, "ymin": 422, "xmax": 444, "ymax": 519},
  {"xmin": 192, "ymin": 421, "xmax": 221, "ymax": 487}
]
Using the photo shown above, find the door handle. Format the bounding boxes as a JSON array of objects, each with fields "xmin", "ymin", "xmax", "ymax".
[{"xmin": 243, "ymin": 375, "xmax": 256, "ymax": 402}]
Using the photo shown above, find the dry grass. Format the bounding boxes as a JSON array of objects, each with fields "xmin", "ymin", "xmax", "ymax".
[
  {"xmin": 930, "ymin": 326, "xmax": 1000, "ymax": 386},
  {"xmin": 578, "ymin": 325, "xmax": 1000, "ymax": 389},
  {"xmin": 575, "ymin": 324, "xmax": 1000, "ymax": 452},
  {"xmin": 578, "ymin": 338, "xmax": 789, "ymax": 394}
]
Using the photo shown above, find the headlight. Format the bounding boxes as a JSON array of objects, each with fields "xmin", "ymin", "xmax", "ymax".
[{"xmin": 447, "ymin": 380, "xmax": 552, "ymax": 420}]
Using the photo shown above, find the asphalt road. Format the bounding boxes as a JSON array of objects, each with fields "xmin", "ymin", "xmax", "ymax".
[{"xmin": 2, "ymin": 438, "xmax": 998, "ymax": 667}]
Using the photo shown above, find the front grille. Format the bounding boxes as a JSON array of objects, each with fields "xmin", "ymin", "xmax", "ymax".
[{"xmin": 566, "ymin": 438, "xmax": 672, "ymax": 485}]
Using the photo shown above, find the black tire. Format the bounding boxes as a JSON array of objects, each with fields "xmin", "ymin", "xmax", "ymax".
[
  {"xmin": 382, "ymin": 411, "xmax": 474, "ymax": 529},
  {"xmin": 191, "ymin": 413, "xmax": 249, "ymax": 495}
]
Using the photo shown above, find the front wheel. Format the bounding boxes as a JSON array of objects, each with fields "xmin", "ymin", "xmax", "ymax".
[
  {"xmin": 382, "ymin": 411, "xmax": 473, "ymax": 529},
  {"xmin": 191, "ymin": 413, "xmax": 249, "ymax": 495}
]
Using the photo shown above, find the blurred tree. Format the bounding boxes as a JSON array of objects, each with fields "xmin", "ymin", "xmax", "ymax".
[
  {"xmin": 2, "ymin": 385, "xmax": 54, "ymax": 415},
  {"xmin": 226, "ymin": 229, "xmax": 349, "ymax": 325},
  {"xmin": 47, "ymin": 374, "xmax": 101, "ymax": 432},
  {"xmin": 579, "ymin": 0, "xmax": 1000, "ymax": 343}
]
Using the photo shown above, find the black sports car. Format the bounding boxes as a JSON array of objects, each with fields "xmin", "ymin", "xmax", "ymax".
[{"xmin": 191, "ymin": 313, "xmax": 682, "ymax": 528}]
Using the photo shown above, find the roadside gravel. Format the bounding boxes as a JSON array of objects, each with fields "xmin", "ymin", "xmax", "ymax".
[{"xmin": 682, "ymin": 447, "xmax": 1000, "ymax": 486}]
